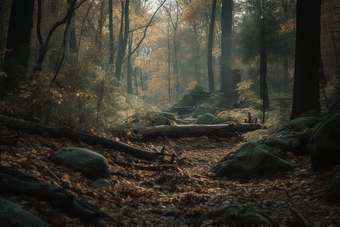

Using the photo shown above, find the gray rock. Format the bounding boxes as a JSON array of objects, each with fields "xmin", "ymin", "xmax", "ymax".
[
  {"xmin": 0, "ymin": 198, "xmax": 51, "ymax": 227},
  {"xmin": 51, "ymin": 147, "xmax": 109, "ymax": 177},
  {"xmin": 202, "ymin": 204, "xmax": 280, "ymax": 226},
  {"xmin": 175, "ymin": 119, "xmax": 190, "ymax": 125},
  {"xmin": 158, "ymin": 112, "xmax": 176, "ymax": 121},
  {"xmin": 193, "ymin": 85, "xmax": 204, "ymax": 93},
  {"xmin": 265, "ymin": 137, "xmax": 300, "ymax": 152},
  {"xmin": 197, "ymin": 113, "xmax": 216, "ymax": 124},
  {"xmin": 274, "ymin": 117, "xmax": 319, "ymax": 136},
  {"xmin": 93, "ymin": 178, "xmax": 111, "ymax": 188},
  {"xmin": 328, "ymin": 168, "xmax": 340, "ymax": 202},
  {"xmin": 308, "ymin": 97, "xmax": 340, "ymax": 170},
  {"xmin": 211, "ymin": 117, "xmax": 227, "ymax": 124},
  {"xmin": 210, "ymin": 141, "xmax": 294, "ymax": 181},
  {"xmin": 193, "ymin": 105, "xmax": 211, "ymax": 118},
  {"xmin": 153, "ymin": 116, "xmax": 170, "ymax": 126}
]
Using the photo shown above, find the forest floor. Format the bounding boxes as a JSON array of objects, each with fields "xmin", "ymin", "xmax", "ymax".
[{"xmin": 0, "ymin": 123, "xmax": 340, "ymax": 227}]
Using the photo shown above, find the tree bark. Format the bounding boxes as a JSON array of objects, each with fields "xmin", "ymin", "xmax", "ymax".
[
  {"xmin": 4, "ymin": 0, "xmax": 34, "ymax": 81},
  {"xmin": 108, "ymin": 0, "xmax": 114, "ymax": 63},
  {"xmin": 220, "ymin": 0, "xmax": 233, "ymax": 98},
  {"xmin": 139, "ymin": 123, "xmax": 262, "ymax": 140},
  {"xmin": 127, "ymin": 32, "xmax": 133, "ymax": 94},
  {"xmin": 290, "ymin": 0, "xmax": 321, "ymax": 119},
  {"xmin": 207, "ymin": 0, "xmax": 217, "ymax": 92},
  {"xmin": 66, "ymin": 0, "xmax": 78, "ymax": 53},
  {"xmin": 115, "ymin": 0, "xmax": 129, "ymax": 81},
  {"xmin": 0, "ymin": 115, "xmax": 164, "ymax": 161}
]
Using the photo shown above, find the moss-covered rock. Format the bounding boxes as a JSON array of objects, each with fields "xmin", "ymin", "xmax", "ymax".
[{"xmin": 51, "ymin": 147, "xmax": 108, "ymax": 177}]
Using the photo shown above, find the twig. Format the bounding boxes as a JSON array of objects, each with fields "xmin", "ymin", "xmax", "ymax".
[
  {"xmin": 35, "ymin": 163, "xmax": 60, "ymax": 181},
  {"xmin": 115, "ymin": 161, "xmax": 175, "ymax": 171},
  {"xmin": 163, "ymin": 132, "xmax": 169, "ymax": 144},
  {"xmin": 288, "ymin": 202, "xmax": 310, "ymax": 226}
]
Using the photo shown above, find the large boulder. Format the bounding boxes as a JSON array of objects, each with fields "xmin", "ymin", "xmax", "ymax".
[
  {"xmin": 274, "ymin": 116, "xmax": 319, "ymax": 136},
  {"xmin": 197, "ymin": 113, "xmax": 217, "ymax": 124},
  {"xmin": 193, "ymin": 105, "xmax": 211, "ymax": 118},
  {"xmin": 51, "ymin": 147, "xmax": 109, "ymax": 177},
  {"xmin": 264, "ymin": 137, "xmax": 300, "ymax": 153},
  {"xmin": 153, "ymin": 116, "xmax": 171, "ymax": 126},
  {"xmin": 328, "ymin": 168, "xmax": 340, "ymax": 202},
  {"xmin": 308, "ymin": 97, "xmax": 340, "ymax": 170},
  {"xmin": 0, "ymin": 198, "xmax": 51, "ymax": 227},
  {"xmin": 263, "ymin": 116, "xmax": 319, "ymax": 154},
  {"xmin": 210, "ymin": 141, "xmax": 294, "ymax": 181}
]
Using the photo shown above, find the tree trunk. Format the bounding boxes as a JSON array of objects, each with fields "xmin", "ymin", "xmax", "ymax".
[
  {"xmin": 98, "ymin": 0, "xmax": 104, "ymax": 51},
  {"xmin": 0, "ymin": 115, "xmax": 163, "ymax": 161},
  {"xmin": 207, "ymin": 0, "xmax": 217, "ymax": 92},
  {"xmin": 66, "ymin": 0, "xmax": 77, "ymax": 53},
  {"xmin": 283, "ymin": 0, "xmax": 289, "ymax": 88},
  {"xmin": 140, "ymin": 68, "xmax": 144, "ymax": 91},
  {"xmin": 115, "ymin": 0, "xmax": 129, "ymax": 82},
  {"xmin": 4, "ymin": 0, "xmax": 34, "ymax": 77},
  {"xmin": 127, "ymin": 32, "xmax": 133, "ymax": 94},
  {"xmin": 290, "ymin": 0, "xmax": 321, "ymax": 120},
  {"xmin": 139, "ymin": 123, "xmax": 262, "ymax": 140},
  {"xmin": 167, "ymin": 25, "xmax": 171, "ymax": 101},
  {"xmin": 193, "ymin": 22, "xmax": 201, "ymax": 85},
  {"xmin": 108, "ymin": 0, "xmax": 114, "ymax": 63},
  {"xmin": 220, "ymin": 0, "xmax": 233, "ymax": 98},
  {"xmin": 133, "ymin": 67, "xmax": 138, "ymax": 96}
]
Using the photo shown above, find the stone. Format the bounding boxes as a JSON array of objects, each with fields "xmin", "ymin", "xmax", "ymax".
[
  {"xmin": 308, "ymin": 97, "xmax": 340, "ymax": 170},
  {"xmin": 211, "ymin": 117, "xmax": 227, "ymax": 124},
  {"xmin": 193, "ymin": 105, "xmax": 211, "ymax": 118},
  {"xmin": 51, "ymin": 147, "xmax": 109, "ymax": 177},
  {"xmin": 158, "ymin": 112, "xmax": 176, "ymax": 121},
  {"xmin": 328, "ymin": 168, "xmax": 340, "ymax": 202},
  {"xmin": 202, "ymin": 205, "xmax": 280, "ymax": 226},
  {"xmin": 265, "ymin": 137, "xmax": 300, "ymax": 152},
  {"xmin": 153, "ymin": 116, "xmax": 170, "ymax": 126},
  {"xmin": 175, "ymin": 119, "xmax": 190, "ymax": 125},
  {"xmin": 197, "ymin": 113, "xmax": 216, "ymax": 124},
  {"xmin": 93, "ymin": 178, "xmax": 111, "ymax": 188},
  {"xmin": 209, "ymin": 141, "xmax": 294, "ymax": 181},
  {"xmin": 0, "ymin": 198, "xmax": 51, "ymax": 227},
  {"xmin": 275, "ymin": 117, "xmax": 319, "ymax": 136},
  {"xmin": 193, "ymin": 85, "xmax": 204, "ymax": 93}
]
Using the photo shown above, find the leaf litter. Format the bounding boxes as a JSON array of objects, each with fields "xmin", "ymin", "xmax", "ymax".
[{"xmin": 0, "ymin": 124, "xmax": 339, "ymax": 226}]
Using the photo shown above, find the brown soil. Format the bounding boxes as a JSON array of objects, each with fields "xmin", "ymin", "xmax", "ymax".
[{"xmin": 0, "ymin": 124, "xmax": 339, "ymax": 226}]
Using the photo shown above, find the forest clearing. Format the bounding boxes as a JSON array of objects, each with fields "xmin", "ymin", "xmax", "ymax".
[{"xmin": 1, "ymin": 0, "xmax": 340, "ymax": 226}]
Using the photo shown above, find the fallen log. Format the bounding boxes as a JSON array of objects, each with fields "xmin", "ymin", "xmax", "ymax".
[
  {"xmin": 0, "ymin": 115, "xmax": 165, "ymax": 161},
  {"xmin": 0, "ymin": 164, "xmax": 109, "ymax": 223},
  {"xmin": 139, "ymin": 123, "xmax": 262, "ymax": 140}
]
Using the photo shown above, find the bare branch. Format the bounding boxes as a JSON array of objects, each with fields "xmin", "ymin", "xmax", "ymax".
[{"xmin": 123, "ymin": 0, "xmax": 167, "ymax": 63}]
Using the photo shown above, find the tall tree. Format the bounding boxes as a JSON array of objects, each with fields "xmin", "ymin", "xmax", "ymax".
[
  {"xmin": 66, "ymin": 0, "xmax": 78, "ymax": 53},
  {"xmin": 4, "ymin": 0, "xmax": 34, "ymax": 74},
  {"xmin": 207, "ymin": 0, "xmax": 217, "ymax": 92},
  {"xmin": 290, "ymin": 0, "xmax": 321, "ymax": 119},
  {"xmin": 108, "ymin": 0, "xmax": 114, "ymax": 64},
  {"xmin": 259, "ymin": 0, "xmax": 269, "ymax": 110},
  {"xmin": 127, "ymin": 32, "xmax": 133, "ymax": 94},
  {"xmin": 220, "ymin": 0, "xmax": 233, "ymax": 97},
  {"xmin": 116, "ymin": 0, "xmax": 130, "ymax": 82}
]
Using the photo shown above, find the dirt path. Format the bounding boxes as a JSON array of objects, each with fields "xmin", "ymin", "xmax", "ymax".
[{"xmin": 0, "ymin": 125, "xmax": 339, "ymax": 226}]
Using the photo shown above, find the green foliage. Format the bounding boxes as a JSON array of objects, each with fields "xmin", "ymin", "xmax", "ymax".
[{"xmin": 235, "ymin": 80, "xmax": 262, "ymax": 108}]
